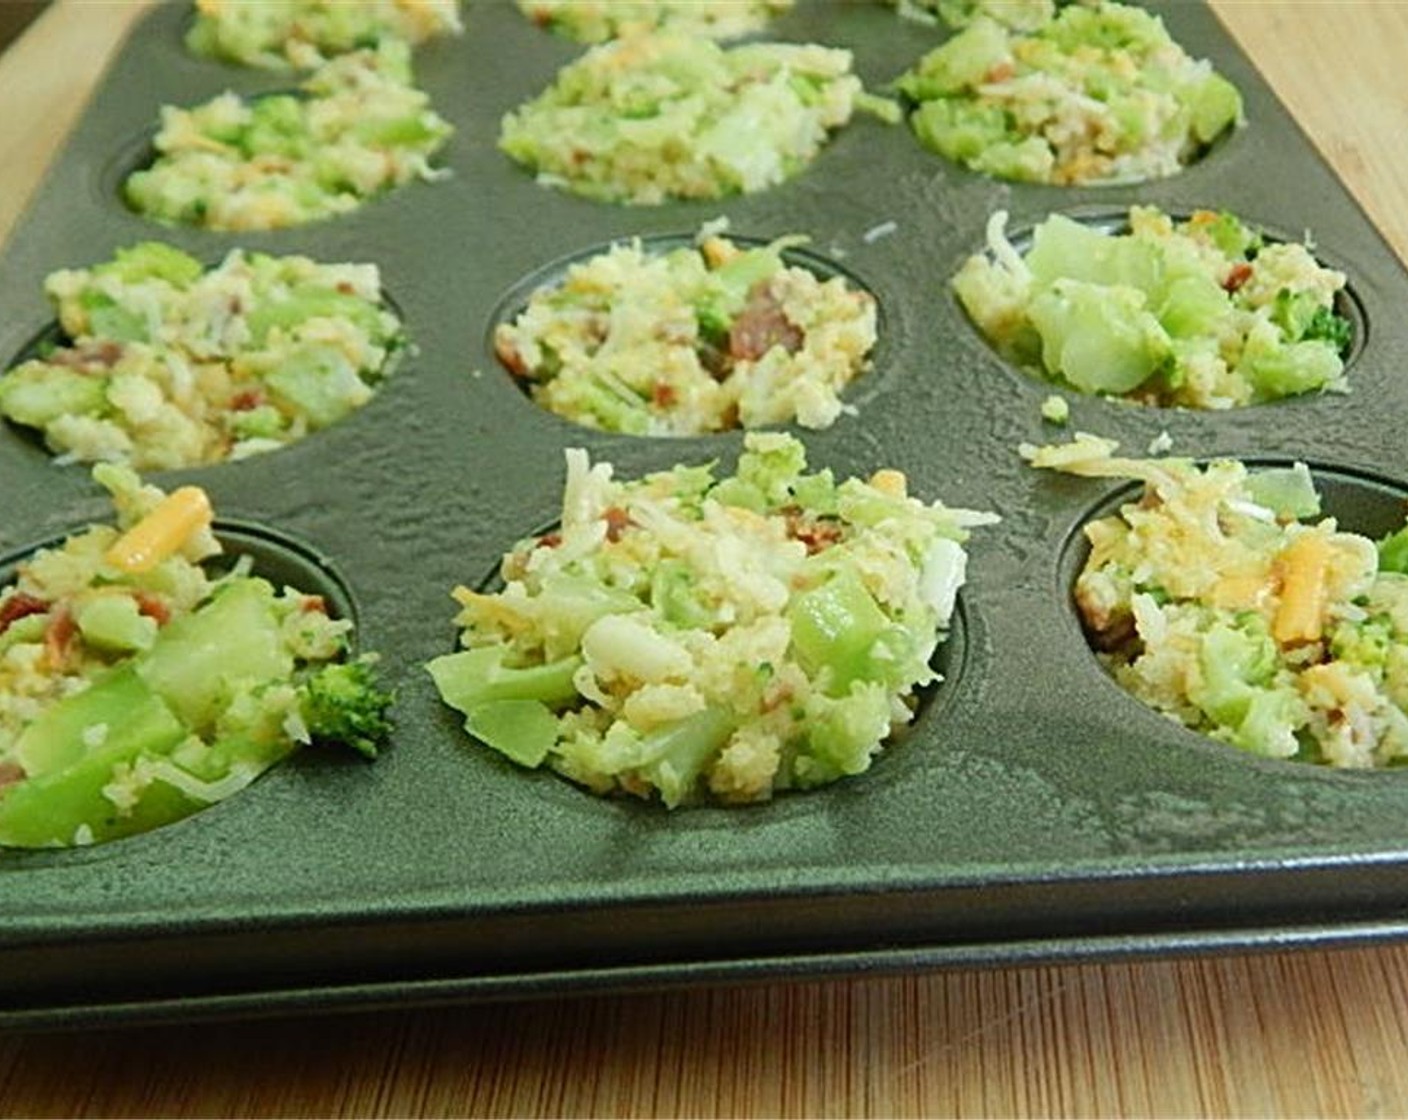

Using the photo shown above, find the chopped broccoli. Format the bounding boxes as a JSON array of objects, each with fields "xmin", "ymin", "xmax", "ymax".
[
  {"xmin": 1379, "ymin": 524, "xmax": 1408, "ymax": 575},
  {"xmin": 299, "ymin": 657, "xmax": 394, "ymax": 759},
  {"xmin": 1040, "ymin": 394, "xmax": 1070, "ymax": 424},
  {"xmin": 1204, "ymin": 211, "xmax": 1262, "ymax": 259},
  {"xmin": 1245, "ymin": 463, "xmax": 1321, "ymax": 521},
  {"xmin": 94, "ymin": 241, "xmax": 204, "ymax": 288},
  {"xmin": 1303, "ymin": 305, "xmax": 1353, "ymax": 354},
  {"xmin": 1, "ymin": 540, "xmax": 390, "ymax": 847}
]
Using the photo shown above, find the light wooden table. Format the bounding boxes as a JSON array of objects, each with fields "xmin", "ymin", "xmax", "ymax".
[{"xmin": 3, "ymin": 3, "xmax": 1408, "ymax": 1116}]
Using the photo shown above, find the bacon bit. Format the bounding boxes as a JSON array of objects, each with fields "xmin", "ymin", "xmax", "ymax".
[
  {"xmin": 230, "ymin": 388, "xmax": 264, "ymax": 411},
  {"xmin": 984, "ymin": 60, "xmax": 1016, "ymax": 83},
  {"xmin": 1083, "ymin": 608, "xmax": 1137, "ymax": 654},
  {"xmin": 1223, "ymin": 262, "xmax": 1254, "ymax": 293},
  {"xmin": 603, "ymin": 507, "xmax": 632, "ymax": 542},
  {"xmin": 47, "ymin": 347, "xmax": 85, "ymax": 369},
  {"xmin": 652, "ymin": 382, "xmax": 677, "ymax": 408},
  {"xmin": 795, "ymin": 525, "xmax": 842, "ymax": 555},
  {"xmin": 228, "ymin": 295, "xmax": 245, "ymax": 315},
  {"xmin": 785, "ymin": 509, "xmax": 843, "ymax": 555},
  {"xmin": 135, "ymin": 593, "xmax": 171, "ymax": 627},
  {"xmin": 761, "ymin": 679, "xmax": 795, "ymax": 714},
  {"xmin": 336, "ymin": 281, "xmax": 355, "ymax": 295},
  {"xmin": 728, "ymin": 284, "xmax": 803, "ymax": 362},
  {"xmin": 494, "ymin": 334, "xmax": 531, "ymax": 378},
  {"xmin": 43, "ymin": 608, "xmax": 76, "ymax": 669},
  {"xmin": 536, "ymin": 531, "xmax": 562, "ymax": 550},
  {"xmin": 94, "ymin": 340, "xmax": 124, "ymax": 366},
  {"xmin": 0, "ymin": 761, "xmax": 24, "ymax": 792},
  {"xmin": 0, "ymin": 592, "xmax": 48, "ymax": 636},
  {"xmin": 300, "ymin": 595, "xmax": 327, "ymax": 615},
  {"xmin": 50, "ymin": 340, "xmax": 125, "ymax": 372},
  {"xmin": 697, "ymin": 339, "xmax": 731, "ymax": 382}
]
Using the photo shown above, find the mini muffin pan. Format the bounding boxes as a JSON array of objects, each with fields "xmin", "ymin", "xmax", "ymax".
[{"xmin": 3, "ymin": 1, "xmax": 1408, "ymax": 1028}]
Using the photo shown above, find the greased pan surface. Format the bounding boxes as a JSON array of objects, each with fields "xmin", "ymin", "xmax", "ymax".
[{"xmin": 3, "ymin": 1, "xmax": 1408, "ymax": 1028}]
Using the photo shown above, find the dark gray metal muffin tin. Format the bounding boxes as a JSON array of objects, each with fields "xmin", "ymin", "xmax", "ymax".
[{"xmin": 4, "ymin": 1, "xmax": 1408, "ymax": 1029}]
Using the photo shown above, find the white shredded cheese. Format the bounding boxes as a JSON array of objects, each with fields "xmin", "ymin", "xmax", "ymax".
[{"xmin": 862, "ymin": 219, "xmax": 897, "ymax": 244}]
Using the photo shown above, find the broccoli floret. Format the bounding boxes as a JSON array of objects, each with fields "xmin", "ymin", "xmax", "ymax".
[
  {"xmin": 300, "ymin": 657, "xmax": 393, "ymax": 759},
  {"xmin": 1272, "ymin": 291, "xmax": 1352, "ymax": 355},
  {"xmin": 1303, "ymin": 305, "xmax": 1353, "ymax": 354}
]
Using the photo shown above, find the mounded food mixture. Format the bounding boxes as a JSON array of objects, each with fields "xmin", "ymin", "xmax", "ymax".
[
  {"xmin": 186, "ymin": 0, "xmax": 464, "ymax": 69},
  {"xmin": 896, "ymin": 0, "xmax": 1243, "ymax": 185},
  {"xmin": 1029, "ymin": 435, "xmax": 1408, "ymax": 769},
  {"xmin": 499, "ymin": 33, "xmax": 898, "ymax": 205},
  {"xmin": 0, "ymin": 468, "xmax": 391, "ymax": 848},
  {"xmin": 893, "ymin": 0, "xmax": 1055, "ymax": 32},
  {"xmin": 0, "ymin": 242, "xmax": 405, "ymax": 470},
  {"xmin": 429, "ymin": 432, "xmax": 996, "ymax": 807},
  {"xmin": 495, "ymin": 227, "xmax": 878, "ymax": 435},
  {"xmin": 954, "ymin": 206, "xmax": 1353, "ymax": 408},
  {"xmin": 515, "ymin": 0, "xmax": 793, "ymax": 43},
  {"xmin": 125, "ymin": 41, "xmax": 452, "ymax": 231}
]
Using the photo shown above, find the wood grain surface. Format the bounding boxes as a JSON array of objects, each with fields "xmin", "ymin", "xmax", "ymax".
[{"xmin": 3, "ymin": 3, "xmax": 1408, "ymax": 1117}]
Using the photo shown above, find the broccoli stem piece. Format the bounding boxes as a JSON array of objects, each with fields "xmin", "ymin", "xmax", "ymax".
[
  {"xmin": 0, "ymin": 744, "xmax": 200, "ymax": 848},
  {"xmin": 0, "ymin": 732, "xmax": 296, "ymax": 849},
  {"xmin": 14, "ymin": 664, "xmax": 186, "ymax": 780},
  {"xmin": 427, "ymin": 646, "xmax": 583, "ymax": 712},
  {"xmin": 462, "ymin": 699, "xmax": 560, "ymax": 768},
  {"xmin": 136, "ymin": 578, "xmax": 293, "ymax": 732},
  {"xmin": 789, "ymin": 568, "xmax": 897, "ymax": 696}
]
